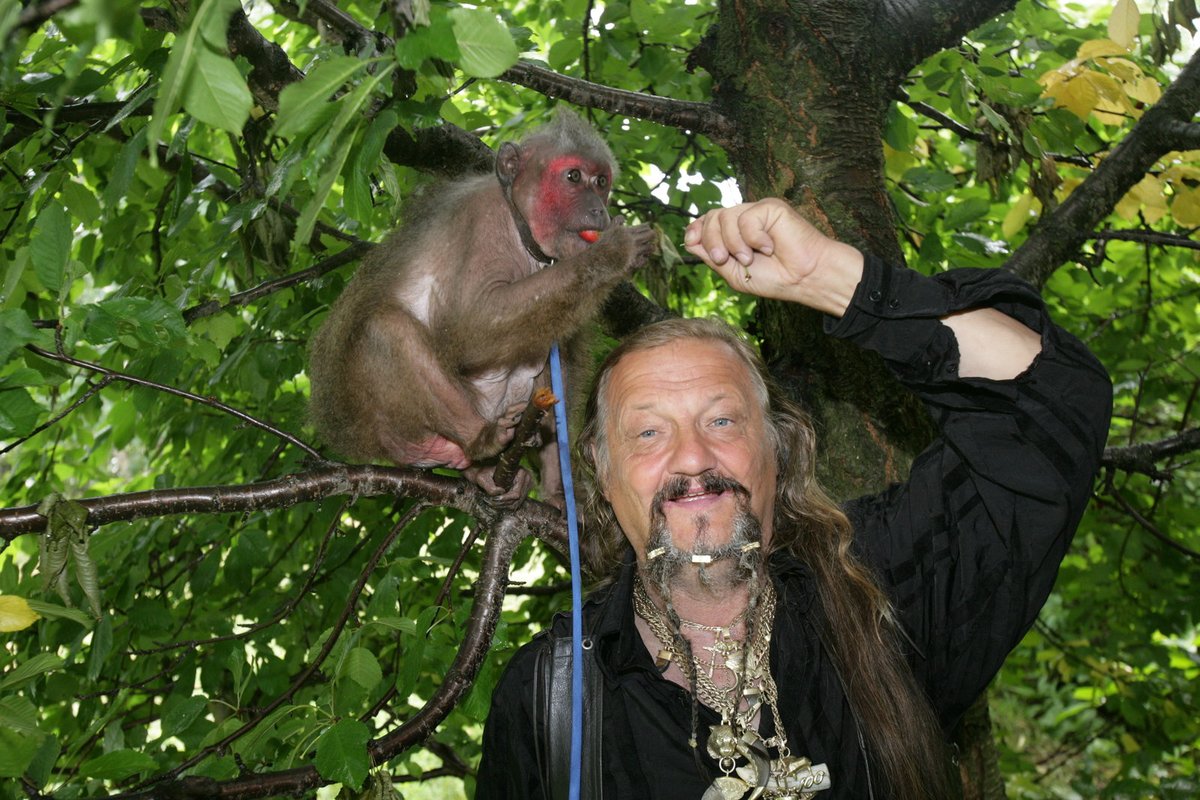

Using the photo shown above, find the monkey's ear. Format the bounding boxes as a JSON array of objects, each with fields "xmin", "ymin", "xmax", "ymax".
[{"xmin": 496, "ymin": 142, "xmax": 523, "ymax": 189}]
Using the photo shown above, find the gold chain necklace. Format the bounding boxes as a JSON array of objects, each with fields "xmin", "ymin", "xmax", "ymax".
[{"xmin": 633, "ymin": 575, "xmax": 833, "ymax": 799}]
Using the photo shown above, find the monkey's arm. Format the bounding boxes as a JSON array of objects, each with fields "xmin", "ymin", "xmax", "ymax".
[{"xmin": 438, "ymin": 224, "xmax": 656, "ymax": 372}]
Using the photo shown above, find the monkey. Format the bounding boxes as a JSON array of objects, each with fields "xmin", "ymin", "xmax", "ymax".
[{"xmin": 308, "ymin": 109, "xmax": 657, "ymax": 503}]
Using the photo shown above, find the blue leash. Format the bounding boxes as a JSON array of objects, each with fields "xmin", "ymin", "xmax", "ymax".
[{"xmin": 548, "ymin": 342, "xmax": 584, "ymax": 800}]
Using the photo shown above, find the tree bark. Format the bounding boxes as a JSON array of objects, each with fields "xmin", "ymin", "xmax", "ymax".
[{"xmin": 703, "ymin": 2, "xmax": 1024, "ymax": 795}]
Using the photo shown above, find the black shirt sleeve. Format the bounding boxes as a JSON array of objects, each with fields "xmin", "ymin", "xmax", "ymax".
[{"xmin": 831, "ymin": 254, "xmax": 1113, "ymax": 729}]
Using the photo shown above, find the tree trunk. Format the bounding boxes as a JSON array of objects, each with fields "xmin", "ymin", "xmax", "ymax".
[{"xmin": 704, "ymin": 1, "xmax": 1011, "ymax": 795}]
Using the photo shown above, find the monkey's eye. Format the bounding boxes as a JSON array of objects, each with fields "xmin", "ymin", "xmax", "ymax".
[
  {"xmin": 567, "ymin": 168, "xmax": 583, "ymax": 183},
  {"xmin": 596, "ymin": 175, "xmax": 609, "ymax": 190}
]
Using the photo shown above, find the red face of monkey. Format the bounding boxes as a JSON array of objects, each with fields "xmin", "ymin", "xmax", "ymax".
[{"xmin": 517, "ymin": 153, "xmax": 613, "ymax": 260}]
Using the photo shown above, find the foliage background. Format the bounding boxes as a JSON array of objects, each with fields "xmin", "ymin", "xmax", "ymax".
[{"xmin": 0, "ymin": 0, "xmax": 1197, "ymax": 798}]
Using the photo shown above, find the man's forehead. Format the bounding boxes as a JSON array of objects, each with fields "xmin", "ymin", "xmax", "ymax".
[{"xmin": 605, "ymin": 339, "xmax": 755, "ymax": 409}]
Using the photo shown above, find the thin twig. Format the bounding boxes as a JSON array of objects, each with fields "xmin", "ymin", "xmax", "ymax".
[
  {"xmin": 24, "ymin": 343, "xmax": 322, "ymax": 461},
  {"xmin": 1103, "ymin": 477, "xmax": 1200, "ymax": 560},
  {"xmin": 493, "ymin": 387, "xmax": 558, "ymax": 491}
]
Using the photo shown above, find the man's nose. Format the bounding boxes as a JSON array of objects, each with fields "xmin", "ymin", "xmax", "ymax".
[{"xmin": 667, "ymin": 427, "xmax": 717, "ymax": 475}]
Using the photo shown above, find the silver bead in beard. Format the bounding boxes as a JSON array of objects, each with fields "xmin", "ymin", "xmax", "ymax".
[{"xmin": 642, "ymin": 476, "xmax": 764, "ymax": 600}]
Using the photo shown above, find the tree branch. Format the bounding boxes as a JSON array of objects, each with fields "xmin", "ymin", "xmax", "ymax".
[
  {"xmin": 1007, "ymin": 47, "xmax": 1200, "ymax": 287},
  {"xmin": 16, "ymin": 0, "xmax": 78, "ymax": 31},
  {"xmin": 498, "ymin": 61, "xmax": 735, "ymax": 145},
  {"xmin": 1102, "ymin": 480, "xmax": 1200, "ymax": 561},
  {"xmin": 1091, "ymin": 227, "xmax": 1200, "ymax": 251},
  {"xmin": 1101, "ymin": 427, "xmax": 1200, "ymax": 478},
  {"xmin": 0, "ymin": 464, "xmax": 568, "ymax": 552},
  {"xmin": 183, "ymin": 241, "xmax": 373, "ymax": 323},
  {"xmin": 898, "ymin": 86, "xmax": 982, "ymax": 141},
  {"xmin": 879, "ymin": 0, "xmax": 1019, "ymax": 76},
  {"xmin": 1164, "ymin": 118, "xmax": 1200, "ymax": 151}
]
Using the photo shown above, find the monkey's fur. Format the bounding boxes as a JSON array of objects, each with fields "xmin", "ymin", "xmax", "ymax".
[{"xmin": 308, "ymin": 110, "xmax": 656, "ymax": 500}]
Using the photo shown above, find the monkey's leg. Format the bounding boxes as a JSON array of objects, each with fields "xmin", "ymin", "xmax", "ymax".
[{"xmin": 358, "ymin": 305, "xmax": 512, "ymax": 466}]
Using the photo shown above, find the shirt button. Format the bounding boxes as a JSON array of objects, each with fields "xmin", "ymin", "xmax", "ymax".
[
  {"xmin": 888, "ymin": 298, "xmax": 900, "ymax": 309},
  {"xmin": 868, "ymin": 290, "xmax": 882, "ymax": 302}
]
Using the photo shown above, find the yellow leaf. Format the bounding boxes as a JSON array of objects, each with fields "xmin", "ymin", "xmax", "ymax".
[
  {"xmin": 1124, "ymin": 75, "xmax": 1162, "ymax": 105},
  {"xmin": 1116, "ymin": 175, "xmax": 1167, "ymax": 221},
  {"xmin": 1057, "ymin": 176, "xmax": 1083, "ymax": 202},
  {"xmin": 1002, "ymin": 192, "xmax": 1035, "ymax": 239},
  {"xmin": 1082, "ymin": 71, "xmax": 1135, "ymax": 124},
  {"xmin": 1099, "ymin": 57, "xmax": 1144, "ymax": 82},
  {"xmin": 1078, "ymin": 39, "xmax": 1129, "ymax": 60},
  {"xmin": 1171, "ymin": 187, "xmax": 1200, "ymax": 226},
  {"xmin": 0, "ymin": 596, "xmax": 41, "ymax": 632},
  {"xmin": 1120, "ymin": 733, "xmax": 1141, "ymax": 753},
  {"xmin": 1047, "ymin": 73, "xmax": 1100, "ymax": 119},
  {"xmin": 1163, "ymin": 164, "xmax": 1200, "ymax": 183},
  {"xmin": 1108, "ymin": 0, "xmax": 1141, "ymax": 50}
]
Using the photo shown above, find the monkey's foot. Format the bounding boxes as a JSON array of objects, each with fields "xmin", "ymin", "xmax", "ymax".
[{"xmin": 385, "ymin": 435, "xmax": 471, "ymax": 470}]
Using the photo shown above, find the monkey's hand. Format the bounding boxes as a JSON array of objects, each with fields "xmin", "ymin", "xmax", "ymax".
[
  {"xmin": 587, "ymin": 217, "xmax": 658, "ymax": 279},
  {"xmin": 464, "ymin": 463, "xmax": 533, "ymax": 508}
]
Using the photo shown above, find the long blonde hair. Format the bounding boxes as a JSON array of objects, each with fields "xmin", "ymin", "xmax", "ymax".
[{"xmin": 575, "ymin": 317, "xmax": 955, "ymax": 800}]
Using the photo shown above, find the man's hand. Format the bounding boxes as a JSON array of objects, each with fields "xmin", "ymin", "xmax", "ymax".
[{"xmin": 682, "ymin": 199, "xmax": 864, "ymax": 317}]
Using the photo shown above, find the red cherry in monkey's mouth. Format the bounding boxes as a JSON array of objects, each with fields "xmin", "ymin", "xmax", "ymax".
[{"xmin": 579, "ymin": 230, "xmax": 601, "ymax": 243}]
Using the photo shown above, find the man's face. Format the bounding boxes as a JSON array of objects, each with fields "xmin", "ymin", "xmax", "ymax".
[{"xmin": 598, "ymin": 339, "xmax": 778, "ymax": 571}]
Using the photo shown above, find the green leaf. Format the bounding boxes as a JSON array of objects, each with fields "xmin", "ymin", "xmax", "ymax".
[
  {"xmin": 23, "ymin": 735, "xmax": 60, "ymax": 789},
  {"xmin": 340, "ymin": 647, "xmax": 382, "ymax": 690},
  {"xmin": 161, "ymin": 695, "xmax": 208, "ymax": 738},
  {"xmin": 0, "ymin": 386, "xmax": 41, "ymax": 437},
  {"xmin": 273, "ymin": 56, "xmax": 370, "ymax": 140},
  {"xmin": 71, "ymin": 534, "xmax": 103, "ymax": 619},
  {"xmin": 314, "ymin": 719, "xmax": 370, "ymax": 791},
  {"xmin": 393, "ymin": 12, "xmax": 460, "ymax": 70},
  {"xmin": 448, "ymin": 7, "xmax": 519, "ymax": 78},
  {"xmin": 0, "ymin": 727, "xmax": 42, "ymax": 778},
  {"xmin": 87, "ymin": 614, "xmax": 113, "ymax": 682},
  {"xmin": 884, "ymin": 106, "xmax": 919, "ymax": 152},
  {"xmin": 291, "ymin": 64, "xmax": 394, "ymax": 251},
  {"xmin": 79, "ymin": 749, "xmax": 158, "ymax": 781},
  {"xmin": 101, "ymin": 125, "xmax": 148, "ymax": 212},
  {"xmin": 0, "ymin": 653, "xmax": 65, "ymax": 692},
  {"xmin": 943, "ymin": 197, "xmax": 993, "ymax": 229},
  {"xmin": 77, "ymin": 297, "xmax": 189, "ymax": 349},
  {"xmin": 30, "ymin": 203, "xmax": 70, "ymax": 295},
  {"xmin": 25, "ymin": 598, "xmax": 95, "ymax": 628},
  {"xmin": 902, "ymin": 167, "xmax": 957, "ymax": 193},
  {"xmin": 0, "ymin": 696, "xmax": 42, "ymax": 735},
  {"xmin": 0, "ymin": 309, "xmax": 37, "ymax": 365},
  {"xmin": 182, "ymin": 48, "xmax": 252, "ymax": 134},
  {"xmin": 146, "ymin": 0, "xmax": 243, "ymax": 160}
]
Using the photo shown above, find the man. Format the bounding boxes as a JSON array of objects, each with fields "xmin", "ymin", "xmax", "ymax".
[{"xmin": 477, "ymin": 199, "xmax": 1113, "ymax": 799}]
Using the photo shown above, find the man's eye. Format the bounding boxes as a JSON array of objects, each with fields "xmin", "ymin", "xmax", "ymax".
[
  {"xmin": 712, "ymin": 417, "xmax": 733, "ymax": 428},
  {"xmin": 637, "ymin": 429, "xmax": 657, "ymax": 439}
]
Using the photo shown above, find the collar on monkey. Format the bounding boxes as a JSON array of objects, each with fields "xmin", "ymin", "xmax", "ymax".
[{"xmin": 501, "ymin": 184, "xmax": 555, "ymax": 266}]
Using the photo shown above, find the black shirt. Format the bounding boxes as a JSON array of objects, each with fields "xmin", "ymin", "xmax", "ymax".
[{"xmin": 476, "ymin": 256, "xmax": 1113, "ymax": 798}]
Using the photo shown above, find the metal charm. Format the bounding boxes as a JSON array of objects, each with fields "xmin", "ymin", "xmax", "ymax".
[{"xmin": 702, "ymin": 775, "xmax": 752, "ymax": 800}]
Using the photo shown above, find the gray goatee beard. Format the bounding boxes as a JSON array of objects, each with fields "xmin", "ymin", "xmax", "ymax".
[{"xmin": 642, "ymin": 471, "xmax": 765, "ymax": 600}]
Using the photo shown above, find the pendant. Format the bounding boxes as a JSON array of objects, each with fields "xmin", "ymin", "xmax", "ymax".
[
  {"xmin": 706, "ymin": 724, "xmax": 740, "ymax": 760},
  {"xmin": 732, "ymin": 738, "xmax": 772, "ymax": 800},
  {"xmin": 702, "ymin": 775, "xmax": 751, "ymax": 800}
]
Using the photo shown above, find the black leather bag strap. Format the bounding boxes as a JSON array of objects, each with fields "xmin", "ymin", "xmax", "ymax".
[{"xmin": 536, "ymin": 635, "xmax": 603, "ymax": 799}]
